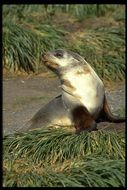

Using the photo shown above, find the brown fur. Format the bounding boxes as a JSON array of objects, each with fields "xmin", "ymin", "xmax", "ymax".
[
  {"xmin": 83, "ymin": 67, "xmax": 91, "ymax": 74},
  {"xmin": 72, "ymin": 105, "xmax": 97, "ymax": 134},
  {"xmin": 71, "ymin": 94, "xmax": 125, "ymax": 134},
  {"xmin": 61, "ymin": 79, "xmax": 76, "ymax": 91},
  {"xmin": 76, "ymin": 71, "xmax": 84, "ymax": 75},
  {"xmin": 76, "ymin": 67, "xmax": 91, "ymax": 75}
]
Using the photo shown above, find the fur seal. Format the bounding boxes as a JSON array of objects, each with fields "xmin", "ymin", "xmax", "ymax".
[{"xmin": 20, "ymin": 49, "xmax": 125, "ymax": 134}]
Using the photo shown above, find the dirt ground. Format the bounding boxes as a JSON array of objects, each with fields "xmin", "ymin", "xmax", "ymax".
[{"xmin": 3, "ymin": 74, "xmax": 125, "ymax": 136}]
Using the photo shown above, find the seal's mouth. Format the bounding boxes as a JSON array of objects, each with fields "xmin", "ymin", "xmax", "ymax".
[
  {"xmin": 43, "ymin": 52, "xmax": 54, "ymax": 64},
  {"xmin": 43, "ymin": 52, "xmax": 59, "ymax": 69},
  {"xmin": 44, "ymin": 62, "xmax": 59, "ymax": 75}
]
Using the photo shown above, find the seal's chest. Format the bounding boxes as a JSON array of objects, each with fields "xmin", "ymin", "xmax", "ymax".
[{"xmin": 62, "ymin": 68, "xmax": 104, "ymax": 114}]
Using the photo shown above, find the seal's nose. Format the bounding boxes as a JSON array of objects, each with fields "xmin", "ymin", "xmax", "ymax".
[
  {"xmin": 42, "ymin": 52, "xmax": 49, "ymax": 61},
  {"xmin": 42, "ymin": 52, "xmax": 47, "ymax": 59},
  {"xmin": 42, "ymin": 52, "xmax": 48, "ymax": 64},
  {"xmin": 43, "ymin": 51, "xmax": 51, "ymax": 58}
]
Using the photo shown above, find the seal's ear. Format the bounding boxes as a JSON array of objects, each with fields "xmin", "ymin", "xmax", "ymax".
[
  {"xmin": 72, "ymin": 105, "xmax": 98, "ymax": 134},
  {"xmin": 67, "ymin": 51, "xmax": 87, "ymax": 63}
]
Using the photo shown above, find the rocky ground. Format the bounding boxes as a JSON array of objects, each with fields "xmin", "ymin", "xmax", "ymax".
[{"xmin": 3, "ymin": 75, "xmax": 125, "ymax": 136}]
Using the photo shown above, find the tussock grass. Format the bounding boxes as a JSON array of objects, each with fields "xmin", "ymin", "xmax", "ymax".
[
  {"xmin": 3, "ymin": 128, "xmax": 125, "ymax": 162},
  {"xmin": 3, "ymin": 5, "xmax": 125, "ymax": 81},
  {"xmin": 3, "ymin": 5, "xmax": 123, "ymax": 20},
  {"xmin": 3, "ymin": 20, "xmax": 66, "ymax": 73},
  {"xmin": 3, "ymin": 157, "xmax": 125, "ymax": 187},
  {"xmin": 3, "ymin": 128, "xmax": 125, "ymax": 187},
  {"xmin": 70, "ymin": 27, "xmax": 125, "ymax": 81}
]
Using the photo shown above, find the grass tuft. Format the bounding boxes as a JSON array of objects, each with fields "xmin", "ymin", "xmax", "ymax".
[
  {"xmin": 3, "ymin": 128, "xmax": 125, "ymax": 187},
  {"xmin": 3, "ymin": 5, "xmax": 125, "ymax": 81},
  {"xmin": 3, "ymin": 20, "xmax": 66, "ymax": 73}
]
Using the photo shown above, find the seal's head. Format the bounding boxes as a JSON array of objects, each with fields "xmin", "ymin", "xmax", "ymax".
[{"xmin": 43, "ymin": 49, "xmax": 86, "ymax": 74}]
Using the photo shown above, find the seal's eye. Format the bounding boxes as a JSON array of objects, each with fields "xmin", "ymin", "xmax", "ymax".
[{"xmin": 54, "ymin": 52, "xmax": 63, "ymax": 58}]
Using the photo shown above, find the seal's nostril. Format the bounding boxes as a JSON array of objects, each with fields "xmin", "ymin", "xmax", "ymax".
[
  {"xmin": 42, "ymin": 52, "xmax": 46, "ymax": 58},
  {"xmin": 43, "ymin": 53, "xmax": 49, "ymax": 60}
]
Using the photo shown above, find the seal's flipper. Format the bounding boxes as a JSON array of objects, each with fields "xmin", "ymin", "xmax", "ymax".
[
  {"xmin": 97, "ymin": 95, "xmax": 125, "ymax": 123},
  {"xmin": 18, "ymin": 95, "xmax": 73, "ymax": 133},
  {"xmin": 72, "ymin": 105, "xmax": 97, "ymax": 134}
]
